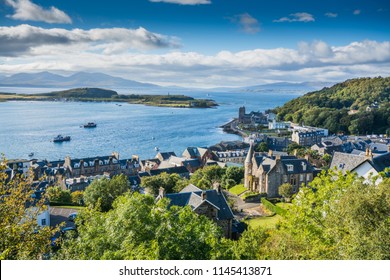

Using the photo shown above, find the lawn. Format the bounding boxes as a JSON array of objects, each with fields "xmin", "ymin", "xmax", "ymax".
[
  {"xmin": 51, "ymin": 205, "xmax": 85, "ymax": 210},
  {"xmin": 245, "ymin": 215, "xmax": 282, "ymax": 229},
  {"xmin": 228, "ymin": 184, "xmax": 247, "ymax": 196}
]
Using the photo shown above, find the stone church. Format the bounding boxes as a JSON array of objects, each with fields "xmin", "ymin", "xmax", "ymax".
[{"xmin": 244, "ymin": 143, "xmax": 315, "ymax": 197}]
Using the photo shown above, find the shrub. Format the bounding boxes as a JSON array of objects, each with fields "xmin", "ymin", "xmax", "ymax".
[{"xmin": 261, "ymin": 198, "xmax": 287, "ymax": 216}]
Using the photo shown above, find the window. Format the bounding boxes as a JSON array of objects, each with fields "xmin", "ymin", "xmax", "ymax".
[
  {"xmin": 307, "ymin": 174, "xmax": 312, "ymax": 181},
  {"xmin": 41, "ymin": 219, "xmax": 46, "ymax": 226},
  {"xmin": 283, "ymin": 175, "xmax": 288, "ymax": 183},
  {"xmin": 300, "ymin": 174, "xmax": 304, "ymax": 181},
  {"xmin": 287, "ymin": 164, "xmax": 294, "ymax": 172}
]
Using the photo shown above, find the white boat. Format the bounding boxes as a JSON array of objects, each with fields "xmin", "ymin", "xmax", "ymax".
[
  {"xmin": 53, "ymin": 135, "xmax": 71, "ymax": 142},
  {"xmin": 154, "ymin": 146, "xmax": 159, "ymax": 151}
]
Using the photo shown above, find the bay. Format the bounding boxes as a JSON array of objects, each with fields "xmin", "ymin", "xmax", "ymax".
[{"xmin": 0, "ymin": 88, "xmax": 303, "ymax": 161}]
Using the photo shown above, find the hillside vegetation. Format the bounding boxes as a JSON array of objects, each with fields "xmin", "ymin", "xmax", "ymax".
[
  {"xmin": 0, "ymin": 88, "xmax": 217, "ymax": 108},
  {"xmin": 275, "ymin": 77, "xmax": 390, "ymax": 135}
]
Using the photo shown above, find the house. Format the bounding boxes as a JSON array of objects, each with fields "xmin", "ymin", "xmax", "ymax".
[
  {"xmin": 330, "ymin": 150, "xmax": 390, "ymax": 183},
  {"xmin": 212, "ymin": 150, "xmax": 247, "ymax": 164},
  {"xmin": 182, "ymin": 147, "xmax": 213, "ymax": 167},
  {"xmin": 140, "ymin": 158, "xmax": 161, "ymax": 172},
  {"xmin": 238, "ymin": 106, "xmax": 268, "ymax": 126},
  {"xmin": 244, "ymin": 144, "xmax": 315, "ymax": 197},
  {"xmin": 268, "ymin": 120, "xmax": 291, "ymax": 130},
  {"xmin": 266, "ymin": 137, "xmax": 291, "ymax": 152},
  {"xmin": 155, "ymin": 151, "xmax": 176, "ymax": 162},
  {"xmin": 149, "ymin": 166, "xmax": 190, "ymax": 178},
  {"xmin": 160, "ymin": 184, "xmax": 234, "ymax": 238},
  {"xmin": 291, "ymin": 124, "xmax": 329, "ymax": 146}
]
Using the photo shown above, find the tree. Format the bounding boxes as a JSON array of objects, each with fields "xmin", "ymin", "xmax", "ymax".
[
  {"xmin": 0, "ymin": 159, "xmax": 58, "ymax": 259},
  {"xmin": 278, "ymin": 183, "xmax": 294, "ymax": 202},
  {"xmin": 190, "ymin": 166, "xmax": 225, "ymax": 189},
  {"xmin": 55, "ymin": 192, "xmax": 224, "ymax": 260},
  {"xmin": 224, "ymin": 166, "xmax": 244, "ymax": 185},
  {"xmin": 141, "ymin": 172, "xmax": 182, "ymax": 195},
  {"xmin": 255, "ymin": 142, "xmax": 269, "ymax": 152},
  {"xmin": 71, "ymin": 191, "xmax": 84, "ymax": 206},
  {"xmin": 46, "ymin": 186, "xmax": 71, "ymax": 204},
  {"xmin": 265, "ymin": 171, "xmax": 390, "ymax": 259},
  {"xmin": 83, "ymin": 174, "xmax": 129, "ymax": 212}
]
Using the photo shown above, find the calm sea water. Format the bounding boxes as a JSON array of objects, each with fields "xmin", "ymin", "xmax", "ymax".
[{"xmin": 0, "ymin": 88, "xmax": 302, "ymax": 161}]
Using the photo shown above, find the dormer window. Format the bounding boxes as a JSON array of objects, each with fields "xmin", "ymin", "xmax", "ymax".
[
  {"xmin": 287, "ymin": 164, "xmax": 294, "ymax": 172},
  {"xmin": 301, "ymin": 162, "xmax": 307, "ymax": 171}
]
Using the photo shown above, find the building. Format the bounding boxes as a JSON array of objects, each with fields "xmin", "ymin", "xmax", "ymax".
[
  {"xmin": 238, "ymin": 106, "xmax": 268, "ymax": 126},
  {"xmin": 160, "ymin": 184, "xmax": 234, "ymax": 238},
  {"xmin": 182, "ymin": 147, "xmax": 213, "ymax": 167},
  {"xmin": 330, "ymin": 150, "xmax": 390, "ymax": 183},
  {"xmin": 291, "ymin": 125, "xmax": 329, "ymax": 146},
  {"xmin": 212, "ymin": 150, "xmax": 247, "ymax": 164},
  {"xmin": 244, "ymin": 144, "xmax": 315, "ymax": 197},
  {"xmin": 268, "ymin": 119, "xmax": 291, "ymax": 130}
]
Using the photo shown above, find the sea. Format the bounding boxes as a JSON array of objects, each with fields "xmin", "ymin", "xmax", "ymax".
[{"xmin": 0, "ymin": 87, "xmax": 303, "ymax": 161}]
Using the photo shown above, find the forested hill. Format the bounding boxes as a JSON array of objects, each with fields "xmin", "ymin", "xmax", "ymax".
[{"xmin": 275, "ymin": 77, "xmax": 390, "ymax": 135}]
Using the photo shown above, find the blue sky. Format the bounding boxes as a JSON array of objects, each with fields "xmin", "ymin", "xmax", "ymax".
[{"xmin": 0, "ymin": 0, "xmax": 389, "ymax": 87}]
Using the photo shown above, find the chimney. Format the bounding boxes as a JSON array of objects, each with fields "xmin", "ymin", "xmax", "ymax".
[
  {"xmin": 213, "ymin": 182, "xmax": 222, "ymax": 194},
  {"xmin": 158, "ymin": 187, "xmax": 165, "ymax": 198},
  {"xmin": 202, "ymin": 191, "xmax": 207, "ymax": 200},
  {"xmin": 112, "ymin": 152, "xmax": 120, "ymax": 160},
  {"xmin": 268, "ymin": 150, "xmax": 273, "ymax": 157},
  {"xmin": 275, "ymin": 155, "xmax": 281, "ymax": 162},
  {"xmin": 365, "ymin": 148, "xmax": 370, "ymax": 157}
]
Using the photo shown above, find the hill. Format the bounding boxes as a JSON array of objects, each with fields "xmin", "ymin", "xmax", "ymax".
[
  {"xmin": 37, "ymin": 88, "xmax": 118, "ymax": 99},
  {"xmin": 275, "ymin": 77, "xmax": 390, "ymax": 135},
  {"xmin": 0, "ymin": 71, "xmax": 159, "ymax": 88}
]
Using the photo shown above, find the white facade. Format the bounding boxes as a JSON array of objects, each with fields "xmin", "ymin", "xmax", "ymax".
[
  {"xmin": 268, "ymin": 120, "xmax": 291, "ymax": 130},
  {"xmin": 353, "ymin": 162, "xmax": 382, "ymax": 185}
]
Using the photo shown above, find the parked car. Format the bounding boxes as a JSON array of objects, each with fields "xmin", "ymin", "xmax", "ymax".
[{"xmin": 51, "ymin": 226, "xmax": 78, "ymax": 250}]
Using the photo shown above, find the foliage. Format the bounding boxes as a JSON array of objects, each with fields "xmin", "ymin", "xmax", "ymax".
[
  {"xmin": 222, "ymin": 166, "xmax": 244, "ymax": 187},
  {"xmin": 255, "ymin": 142, "xmax": 269, "ymax": 152},
  {"xmin": 0, "ymin": 159, "xmax": 58, "ymax": 259},
  {"xmin": 70, "ymin": 191, "xmax": 84, "ymax": 206},
  {"xmin": 46, "ymin": 186, "xmax": 71, "ymax": 204},
  {"xmin": 83, "ymin": 174, "xmax": 129, "ymax": 212},
  {"xmin": 241, "ymin": 192, "xmax": 262, "ymax": 201},
  {"xmin": 261, "ymin": 198, "xmax": 287, "ymax": 216},
  {"xmin": 141, "ymin": 172, "xmax": 182, "ymax": 195},
  {"xmin": 55, "ymin": 193, "xmax": 224, "ymax": 260},
  {"xmin": 190, "ymin": 165, "xmax": 226, "ymax": 189},
  {"xmin": 278, "ymin": 183, "xmax": 294, "ymax": 201},
  {"xmin": 287, "ymin": 143, "xmax": 304, "ymax": 155},
  {"xmin": 264, "ymin": 171, "xmax": 390, "ymax": 259},
  {"xmin": 228, "ymin": 184, "xmax": 247, "ymax": 196},
  {"xmin": 276, "ymin": 77, "xmax": 390, "ymax": 134}
]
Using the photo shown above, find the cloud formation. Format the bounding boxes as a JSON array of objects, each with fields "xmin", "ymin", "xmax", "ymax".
[
  {"xmin": 325, "ymin": 12, "xmax": 338, "ymax": 18},
  {"xmin": 5, "ymin": 0, "xmax": 72, "ymax": 24},
  {"xmin": 149, "ymin": 0, "xmax": 211, "ymax": 5},
  {"xmin": 274, "ymin": 12, "xmax": 315, "ymax": 23},
  {"xmin": 1, "ymin": 36, "xmax": 389, "ymax": 87},
  {"xmin": 230, "ymin": 13, "xmax": 260, "ymax": 34},
  {"xmin": 0, "ymin": 24, "xmax": 180, "ymax": 56}
]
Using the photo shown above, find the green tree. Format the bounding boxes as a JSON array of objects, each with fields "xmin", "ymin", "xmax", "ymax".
[
  {"xmin": 141, "ymin": 172, "xmax": 182, "ymax": 195},
  {"xmin": 224, "ymin": 166, "xmax": 244, "ymax": 185},
  {"xmin": 265, "ymin": 171, "xmax": 390, "ymax": 259},
  {"xmin": 46, "ymin": 186, "xmax": 71, "ymax": 204},
  {"xmin": 70, "ymin": 191, "xmax": 84, "ymax": 206},
  {"xmin": 255, "ymin": 142, "xmax": 269, "ymax": 152},
  {"xmin": 56, "ymin": 193, "xmax": 223, "ymax": 260},
  {"xmin": 83, "ymin": 174, "xmax": 129, "ymax": 212},
  {"xmin": 278, "ymin": 183, "xmax": 294, "ymax": 202},
  {"xmin": 190, "ymin": 166, "xmax": 225, "ymax": 189},
  {"xmin": 0, "ymin": 159, "xmax": 58, "ymax": 259}
]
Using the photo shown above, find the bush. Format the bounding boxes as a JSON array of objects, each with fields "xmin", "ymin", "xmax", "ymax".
[
  {"xmin": 261, "ymin": 198, "xmax": 287, "ymax": 216},
  {"xmin": 46, "ymin": 186, "xmax": 71, "ymax": 204},
  {"xmin": 242, "ymin": 192, "xmax": 261, "ymax": 202},
  {"xmin": 71, "ymin": 191, "xmax": 84, "ymax": 206}
]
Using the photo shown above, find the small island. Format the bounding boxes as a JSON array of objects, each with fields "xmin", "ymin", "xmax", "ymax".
[{"xmin": 0, "ymin": 87, "xmax": 218, "ymax": 108}]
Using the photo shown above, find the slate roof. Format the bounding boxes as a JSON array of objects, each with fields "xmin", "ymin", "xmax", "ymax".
[
  {"xmin": 165, "ymin": 185, "xmax": 234, "ymax": 220},
  {"xmin": 372, "ymin": 152, "xmax": 390, "ymax": 172},
  {"xmin": 157, "ymin": 152, "xmax": 176, "ymax": 161},
  {"xmin": 330, "ymin": 152, "xmax": 368, "ymax": 174},
  {"xmin": 149, "ymin": 166, "xmax": 189, "ymax": 176},
  {"xmin": 281, "ymin": 158, "xmax": 313, "ymax": 174}
]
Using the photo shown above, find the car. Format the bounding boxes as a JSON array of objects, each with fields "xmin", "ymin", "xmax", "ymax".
[
  {"xmin": 51, "ymin": 226, "xmax": 78, "ymax": 251},
  {"xmin": 68, "ymin": 213, "xmax": 77, "ymax": 222}
]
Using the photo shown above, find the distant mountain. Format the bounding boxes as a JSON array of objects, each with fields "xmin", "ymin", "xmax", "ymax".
[
  {"xmin": 241, "ymin": 81, "xmax": 334, "ymax": 92},
  {"xmin": 0, "ymin": 72, "xmax": 160, "ymax": 88}
]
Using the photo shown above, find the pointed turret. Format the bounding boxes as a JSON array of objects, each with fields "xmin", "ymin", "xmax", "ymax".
[{"xmin": 244, "ymin": 142, "xmax": 254, "ymax": 190}]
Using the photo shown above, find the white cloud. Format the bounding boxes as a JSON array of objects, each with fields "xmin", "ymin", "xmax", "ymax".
[
  {"xmin": 1, "ymin": 38, "xmax": 389, "ymax": 87},
  {"xmin": 149, "ymin": 0, "xmax": 211, "ymax": 5},
  {"xmin": 274, "ymin": 12, "xmax": 315, "ymax": 23},
  {"xmin": 230, "ymin": 13, "xmax": 260, "ymax": 34},
  {"xmin": 353, "ymin": 9, "xmax": 361, "ymax": 15},
  {"xmin": 0, "ymin": 24, "xmax": 180, "ymax": 56},
  {"xmin": 5, "ymin": 0, "xmax": 72, "ymax": 24},
  {"xmin": 325, "ymin": 12, "xmax": 338, "ymax": 18}
]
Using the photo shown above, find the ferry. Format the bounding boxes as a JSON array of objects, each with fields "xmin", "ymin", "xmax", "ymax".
[
  {"xmin": 53, "ymin": 135, "xmax": 71, "ymax": 143},
  {"xmin": 83, "ymin": 122, "xmax": 97, "ymax": 128}
]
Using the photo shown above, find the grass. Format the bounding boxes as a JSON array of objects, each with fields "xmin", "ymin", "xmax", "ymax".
[
  {"xmin": 51, "ymin": 205, "xmax": 85, "ymax": 210},
  {"xmin": 245, "ymin": 215, "xmax": 282, "ymax": 229},
  {"xmin": 276, "ymin": 202, "xmax": 292, "ymax": 210},
  {"xmin": 228, "ymin": 184, "xmax": 247, "ymax": 196}
]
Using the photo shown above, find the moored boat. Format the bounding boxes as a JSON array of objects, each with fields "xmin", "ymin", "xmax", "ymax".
[
  {"xmin": 83, "ymin": 122, "xmax": 97, "ymax": 128},
  {"xmin": 53, "ymin": 135, "xmax": 71, "ymax": 142}
]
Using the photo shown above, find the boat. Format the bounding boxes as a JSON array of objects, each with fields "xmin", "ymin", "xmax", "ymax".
[
  {"xmin": 83, "ymin": 122, "xmax": 97, "ymax": 128},
  {"xmin": 53, "ymin": 135, "xmax": 71, "ymax": 142},
  {"xmin": 154, "ymin": 146, "xmax": 159, "ymax": 151},
  {"xmin": 28, "ymin": 152, "xmax": 34, "ymax": 157}
]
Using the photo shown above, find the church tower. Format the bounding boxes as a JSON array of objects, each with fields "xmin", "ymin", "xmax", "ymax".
[{"xmin": 244, "ymin": 142, "xmax": 254, "ymax": 190}]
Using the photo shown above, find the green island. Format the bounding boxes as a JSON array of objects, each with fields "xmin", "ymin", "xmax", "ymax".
[
  {"xmin": 275, "ymin": 76, "xmax": 390, "ymax": 135},
  {"xmin": 0, "ymin": 87, "xmax": 218, "ymax": 108}
]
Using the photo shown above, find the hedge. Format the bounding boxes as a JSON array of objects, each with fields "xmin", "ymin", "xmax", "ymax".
[{"xmin": 261, "ymin": 197, "xmax": 287, "ymax": 216}]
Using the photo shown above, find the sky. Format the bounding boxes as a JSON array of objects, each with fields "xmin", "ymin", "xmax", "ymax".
[{"xmin": 0, "ymin": 0, "xmax": 389, "ymax": 87}]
